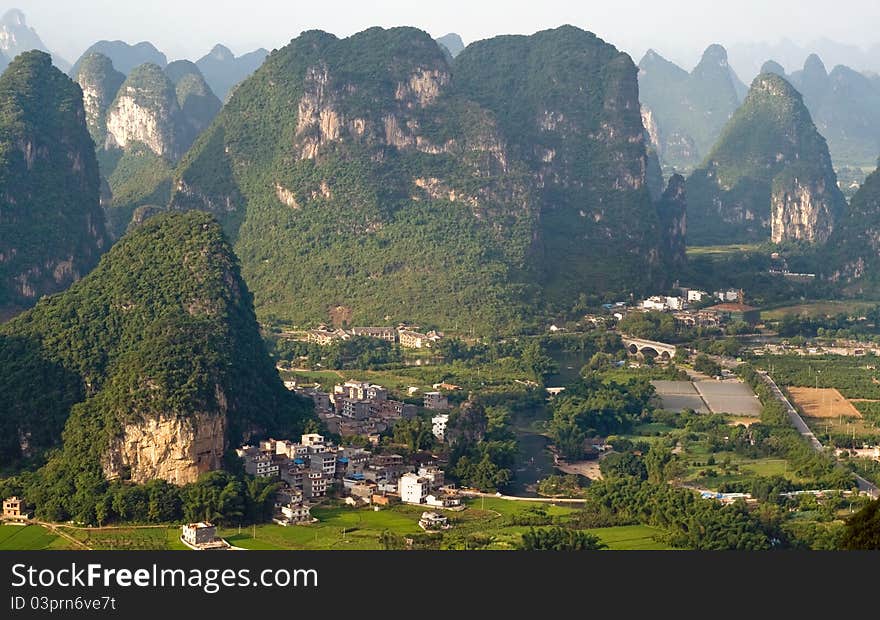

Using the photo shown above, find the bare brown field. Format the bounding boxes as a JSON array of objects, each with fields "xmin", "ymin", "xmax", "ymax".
[{"xmin": 787, "ymin": 387, "xmax": 862, "ymax": 419}]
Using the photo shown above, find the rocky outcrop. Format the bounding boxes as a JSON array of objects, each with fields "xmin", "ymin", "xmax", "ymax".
[
  {"xmin": 105, "ymin": 63, "xmax": 187, "ymax": 160},
  {"xmin": 103, "ymin": 411, "xmax": 226, "ymax": 485},
  {"xmin": 686, "ymin": 73, "xmax": 845, "ymax": 244},
  {"xmin": 74, "ymin": 52, "xmax": 125, "ymax": 144},
  {"xmin": 770, "ymin": 175, "xmax": 837, "ymax": 243}
]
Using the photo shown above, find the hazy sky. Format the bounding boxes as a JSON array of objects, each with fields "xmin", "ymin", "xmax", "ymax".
[{"xmin": 7, "ymin": 0, "xmax": 880, "ymax": 68}]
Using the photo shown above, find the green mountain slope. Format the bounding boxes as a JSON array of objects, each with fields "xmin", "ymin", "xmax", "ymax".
[
  {"xmin": 70, "ymin": 40, "xmax": 166, "ymax": 77},
  {"xmin": 171, "ymin": 27, "xmax": 545, "ymax": 332},
  {"xmin": 686, "ymin": 73, "xmax": 845, "ymax": 245},
  {"xmin": 0, "ymin": 51, "xmax": 109, "ymax": 320},
  {"xmin": 826, "ymin": 165, "xmax": 880, "ymax": 292},
  {"xmin": 452, "ymin": 26, "xmax": 675, "ymax": 303},
  {"xmin": 0, "ymin": 211, "xmax": 312, "ymax": 485}
]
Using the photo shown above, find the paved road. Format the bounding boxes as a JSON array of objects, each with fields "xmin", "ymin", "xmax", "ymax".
[{"xmin": 758, "ymin": 371, "xmax": 879, "ymax": 499}]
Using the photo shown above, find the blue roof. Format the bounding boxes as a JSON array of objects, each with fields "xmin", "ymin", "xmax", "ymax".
[
  {"xmin": 346, "ymin": 472, "xmax": 365, "ymax": 480},
  {"xmin": 338, "ymin": 457, "xmax": 349, "ymax": 463},
  {"xmin": 293, "ymin": 458, "xmax": 305, "ymax": 464}
]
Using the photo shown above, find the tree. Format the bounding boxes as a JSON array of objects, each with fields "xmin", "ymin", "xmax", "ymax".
[
  {"xmin": 644, "ymin": 446, "xmax": 675, "ymax": 484},
  {"xmin": 693, "ymin": 354, "xmax": 722, "ymax": 377},
  {"xmin": 445, "ymin": 399, "xmax": 488, "ymax": 448},
  {"xmin": 840, "ymin": 499, "xmax": 880, "ymax": 549},
  {"xmin": 521, "ymin": 526, "xmax": 606, "ymax": 550},
  {"xmin": 599, "ymin": 452, "xmax": 648, "ymax": 481},
  {"xmin": 392, "ymin": 417, "xmax": 434, "ymax": 452}
]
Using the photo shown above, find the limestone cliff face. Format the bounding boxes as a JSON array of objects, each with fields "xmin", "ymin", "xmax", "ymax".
[
  {"xmin": 293, "ymin": 62, "xmax": 456, "ymax": 160},
  {"xmin": 103, "ymin": 411, "xmax": 226, "ymax": 485},
  {"xmin": 105, "ymin": 63, "xmax": 187, "ymax": 161},
  {"xmin": 641, "ymin": 105, "xmax": 662, "ymax": 153},
  {"xmin": 74, "ymin": 53, "xmax": 125, "ymax": 144},
  {"xmin": 770, "ymin": 175, "xmax": 837, "ymax": 243}
]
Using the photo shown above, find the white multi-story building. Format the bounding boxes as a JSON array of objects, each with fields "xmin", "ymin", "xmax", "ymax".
[
  {"xmin": 181, "ymin": 522, "xmax": 217, "ymax": 546},
  {"xmin": 301, "ymin": 433, "xmax": 325, "ymax": 447},
  {"xmin": 665, "ymin": 296, "xmax": 687, "ymax": 311},
  {"xmin": 432, "ymin": 413, "xmax": 449, "ymax": 440},
  {"xmin": 687, "ymin": 289, "xmax": 709, "ymax": 302},
  {"xmin": 641, "ymin": 296, "xmax": 667, "ymax": 311},
  {"xmin": 399, "ymin": 473, "xmax": 430, "ymax": 505}
]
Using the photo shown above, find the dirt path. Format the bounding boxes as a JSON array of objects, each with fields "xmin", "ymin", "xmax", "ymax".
[{"xmin": 33, "ymin": 521, "xmax": 90, "ymax": 550}]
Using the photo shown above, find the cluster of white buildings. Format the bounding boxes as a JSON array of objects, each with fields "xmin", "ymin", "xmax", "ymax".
[
  {"xmin": 237, "ymin": 433, "xmax": 460, "ymax": 514},
  {"xmin": 288, "ymin": 380, "xmax": 419, "ymax": 439},
  {"xmin": 306, "ymin": 325, "xmax": 443, "ymax": 349}
]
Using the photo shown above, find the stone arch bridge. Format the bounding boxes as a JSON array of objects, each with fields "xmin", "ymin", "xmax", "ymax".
[{"xmin": 620, "ymin": 336, "xmax": 677, "ymax": 359}]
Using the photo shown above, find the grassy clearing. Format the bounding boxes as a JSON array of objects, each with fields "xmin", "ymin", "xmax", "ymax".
[
  {"xmin": 59, "ymin": 527, "xmax": 186, "ymax": 550},
  {"xmin": 686, "ymin": 244, "xmax": 761, "ymax": 257},
  {"xmin": 0, "ymin": 524, "xmax": 60, "ymax": 550},
  {"xmin": 584, "ymin": 525, "xmax": 671, "ymax": 550},
  {"xmin": 220, "ymin": 500, "xmax": 670, "ymax": 551},
  {"xmin": 761, "ymin": 300, "xmax": 880, "ymax": 320}
]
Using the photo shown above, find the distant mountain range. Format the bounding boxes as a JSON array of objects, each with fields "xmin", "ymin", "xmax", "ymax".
[
  {"xmin": 638, "ymin": 44, "xmax": 747, "ymax": 171},
  {"xmin": 759, "ymin": 54, "xmax": 880, "ymax": 171},
  {"xmin": 194, "ymin": 44, "xmax": 268, "ymax": 101},
  {"xmin": 728, "ymin": 38, "xmax": 880, "ymax": 84},
  {"xmin": 75, "ymin": 54, "xmax": 222, "ymax": 237},
  {"xmin": 0, "ymin": 9, "xmax": 69, "ymax": 71}
]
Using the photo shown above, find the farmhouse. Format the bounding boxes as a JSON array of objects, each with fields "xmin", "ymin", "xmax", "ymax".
[
  {"xmin": 2, "ymin": 496, "xmax": 31, "ymax": 521},
  {"xmin": 181, "ymin": 522, "xmax": 224, "ymax": 549}
]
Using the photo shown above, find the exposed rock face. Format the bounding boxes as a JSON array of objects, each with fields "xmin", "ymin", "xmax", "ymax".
[
  {"xmin": 74, "ymin": 52, "xmax": 125, "ymax": 144},
  {"xmin": 770, "ymin": 175, "xmax": 837, "ymax": 243},
  {"xmin": 103, "ymin": 411, "xmax": 226, "ymax": 485},
  {"xmin": 641, "ymin": 105, "xmax": 662, "ymax": 153},
  {"xmin": 686, "ymin": 73, "xmax": 845, "ymax": 244},
  {"xmin": 0, "ymin": 51, "xmax": 109, "ymax": 318},
  {"xmin": 105, "ymin": 63, "xmax": 187, "ymax": 160}
]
